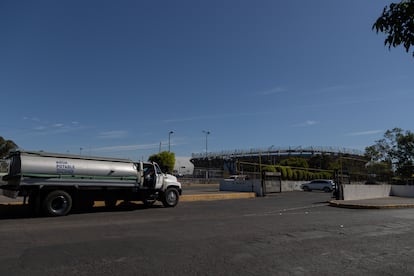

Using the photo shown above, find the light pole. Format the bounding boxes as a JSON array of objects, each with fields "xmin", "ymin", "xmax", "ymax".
[
  {"xmin": 202, "ymin": 130, "xmax": 210, "ymax": 179},
  {"xmin": 202, "ymin": 130, "xmax": 210, "ymax": 157},
  {"xmin": 168, "ymin": 131, "xmax": 174, "ymax": 152}
]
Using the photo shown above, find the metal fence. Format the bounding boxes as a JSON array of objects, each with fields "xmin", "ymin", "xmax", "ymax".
[{"xmin": 192, "ymin": 146, "xmax": 365, "ymax": 159}]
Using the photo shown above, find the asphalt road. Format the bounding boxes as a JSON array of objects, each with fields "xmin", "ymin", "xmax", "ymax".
[{"xmin": 1, "ymin": 192, "xmax": 414, "ymax": 275}]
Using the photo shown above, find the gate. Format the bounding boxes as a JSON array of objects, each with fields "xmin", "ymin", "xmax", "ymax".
[{"xmin": 262, "ymin": 172, "xmax": 282, "ymax": 194}]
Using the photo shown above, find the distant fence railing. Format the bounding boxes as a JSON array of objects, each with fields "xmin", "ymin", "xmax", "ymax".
[{"xmin": 192, "ymin": 146, "xmax": 364, "ymax": 159}]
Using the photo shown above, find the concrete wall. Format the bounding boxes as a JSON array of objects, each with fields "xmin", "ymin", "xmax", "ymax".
[
  {"xmin": 186, "ymin": 179, "xmax": 320, "ymax": 191},
  {"xmin": 341, "ymin": 184, "xmax": 414, "ymax": 200},
  {"xmin": 342, "ymin": 184, "xmax": 391, "ymax": 200},
  {"xmin": 220, "ymin": 180, "xmax": 263, "ymax": 196},
  {"xmin": 179, "ymin": 178, "xmax": 220, "ymax": 185},
  {"xmin": 391, "ymin": 186, "xmax": 414, "ymax": 197},
  {"xmin": 214, "ymin": 179, "xmax": 414, "ymax": 200},
  {"xmin": 219, "ymin": 180, "xmax": 305, "ymax": 195},
  {"xmin": 282, "ymin": 181, "xmax": 303, "ymax": 192}
]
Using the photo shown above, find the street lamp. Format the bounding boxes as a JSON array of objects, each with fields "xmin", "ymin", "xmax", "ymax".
[
  {"xmin": 202, "ymin": 130, "xmax": 211, "ymax": 179},
  {"xmin": 168, "ymin": 131, "xmax": 174, "ymax": 152},
  {"xmin": 202, "ymin": 130, "xmax": 210, "ymax": 157}
]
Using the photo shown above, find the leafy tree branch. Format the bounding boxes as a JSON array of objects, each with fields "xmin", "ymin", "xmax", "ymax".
[{"xmin": 373, "ymin": 0, "xmax": 414, "ymax": 57}]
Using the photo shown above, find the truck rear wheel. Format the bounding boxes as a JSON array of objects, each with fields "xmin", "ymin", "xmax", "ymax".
[
  {"xmin": 162, "ymin": 187, "xmax": 179, "ymax": 208},
  {"xmin": 43, "ymin": 190, "xmax": 73, "ymax": 216}
]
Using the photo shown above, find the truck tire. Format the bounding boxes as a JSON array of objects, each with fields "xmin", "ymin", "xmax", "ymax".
[
  {"xmin": 43, "ymin": 190, "xmax": 73, "ymax": 216},
  {"xmin": 162, "ymin": 187, "xmax": 179, "ymax": 208}
]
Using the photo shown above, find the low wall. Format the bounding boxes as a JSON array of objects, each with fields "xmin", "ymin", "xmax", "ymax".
[
  {"xmin": 178, "ymin": 178, "xmax": 220, "ymax": 185},
  {"xmin": 220, "ymin": 180, "xmax": 305, "ymax": 195},
  {"xmin": 282, "ymin": 181, "xmax": 303, "ymax": 192},
  {"xmin": 342, "ymin": 184, "xmax": 414, "ymax": 200},
  {"xmin": 217, "ymin": 179, "xmax": 414, "ymax": 200},
  {"xmin": 342, "ymin": 184, "xmax": 391, "ymax": 200},
  {"xmin": 189, "ymin": 178, "xmax": 310, "ymax": 191},
  {"xmin": 219, "ymin": 180, "xmax": 263, "ymax": 196},
  {"xmin": 391, "ymin": 186, "xmax": 414, "ymax": 197}
]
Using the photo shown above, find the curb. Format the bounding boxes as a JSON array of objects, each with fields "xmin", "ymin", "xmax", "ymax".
[
  {"xmin": 181, "ymin": 192, "xmax": 256, "ymax": 202},
  {"xmin": 91, "ymin": 193, "xmax": 256, "ymax": 206},
  {"xmin": 329, "ymin": 200, "xmax": 414, "ymax": 209},
  {"xmin": 0, "ymin": 192, "xmax": 256, "ymax": 207}
]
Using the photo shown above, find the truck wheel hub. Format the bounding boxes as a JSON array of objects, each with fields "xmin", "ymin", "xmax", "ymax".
[{"xmin": 51, "ymin": 196, "xmax": 68, "ymax": 211}]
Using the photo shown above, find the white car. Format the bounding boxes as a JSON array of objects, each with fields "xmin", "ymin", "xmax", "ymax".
[{"xmin": 300, "ymin": 179, "xmax": 335, "ymax": 192}]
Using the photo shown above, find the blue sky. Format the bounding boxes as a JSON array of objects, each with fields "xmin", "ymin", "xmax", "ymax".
[{"xmin": 0, "ymin": 0, "xmax": 413, "ymax": 160}]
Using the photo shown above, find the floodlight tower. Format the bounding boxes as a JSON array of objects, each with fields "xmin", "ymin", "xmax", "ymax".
[
  {"xmin": 168, "ymin": 131, "xmax": 174, "ymax": 152},
  {"xmin": 202, "ymin": 130, "xmax": 210, "ymax": 157}
]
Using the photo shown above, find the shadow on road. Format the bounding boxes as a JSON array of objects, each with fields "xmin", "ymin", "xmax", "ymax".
[
  {"xmin": 313, "ymin": 201, "xmax": 331, "ymax": 204},
  {"xmin": 0, "ymin": 201, "xmax": 161, "ymax": 220},
  {"xmin": 0, "ymin": 205, "xmax": 32, "ymax": 219}
]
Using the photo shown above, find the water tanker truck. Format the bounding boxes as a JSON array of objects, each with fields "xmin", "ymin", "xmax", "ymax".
[{"xmin": 1, "ymin": 150, "xmax": 182, "ymax": 216}]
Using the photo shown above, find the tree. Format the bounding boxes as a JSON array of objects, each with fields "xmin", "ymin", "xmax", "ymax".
[
  {"xmin": 0, "ymin": 136, "xmax": 17, "ymax": 172},
  {"xmin": 148, "ymin": 151, "xmax": 175, "ymax": 174},
  {"xmin": 0, "ymin": 136, "xmax": 17, "ymax": 158},
  {"xmin": 373, "ymin": 0, "xmax": 414, "ymax": 57},
  {"xmin": 365, "ymin": 128, "xmax": 414, "ymax": 179},
  {"xmin": 366, "ymin": 161, "xmax": 393, "ymax": 182}
]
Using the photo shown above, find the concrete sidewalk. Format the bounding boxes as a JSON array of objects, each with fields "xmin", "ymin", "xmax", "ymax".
[{"xmin": 330, "ymin": 196, "xmax": 414, "ymax": 209}]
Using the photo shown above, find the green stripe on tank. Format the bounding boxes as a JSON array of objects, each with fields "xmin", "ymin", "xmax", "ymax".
[{"xmin": 21, "ymin": 173, "xmax": 138, "ymax": 181}]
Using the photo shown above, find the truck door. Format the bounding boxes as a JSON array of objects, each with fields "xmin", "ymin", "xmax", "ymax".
[
  {"xmin": 143, "ymin": 163, "xmax": 156, "ymax": 188},
  {"xmin": 154, "ymin": 163, "xmax": 164, "ymax": 189}
]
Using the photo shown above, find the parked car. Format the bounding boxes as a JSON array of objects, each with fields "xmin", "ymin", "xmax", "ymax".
[
  {"xmin": 300, "ymin": 179, "xmax": 335, "ymax": 192},
  {"xmin": 227, "ymin": 175, "xmax": 249, "ymax": 180}
]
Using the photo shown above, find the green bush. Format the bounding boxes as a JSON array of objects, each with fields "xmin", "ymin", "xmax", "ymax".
[
  {"xmin": 286, "ymin": 167, "xmax": 293, "ymax": 179},
  {"xmin": 280, "ymin": 167, "xmax": 287, "ymax": 180},
  {"xmin": 291, "ymin": 170, "xmax": 296, "ymax": 180},
  {"xmin": 297, "ymin": 170, "xmax": 304, "ymax": 180},
  {"xmin": 262, "ymin": 165, "xmax": 277, "ymax": 173}
]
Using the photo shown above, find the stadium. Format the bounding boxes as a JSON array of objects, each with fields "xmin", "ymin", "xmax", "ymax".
[{"xmin": 190, "ymin": 146, "xmax": 369, "ymax": 182}]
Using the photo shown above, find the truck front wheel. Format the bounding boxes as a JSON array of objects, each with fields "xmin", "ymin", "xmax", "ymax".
[
  {"xmin": 43, "ymin": 190, "xmax": 73, "ymax": 216},
  {"xmin": 162, "ymin": 187, "xmax": 179, "ymax": 208}
]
